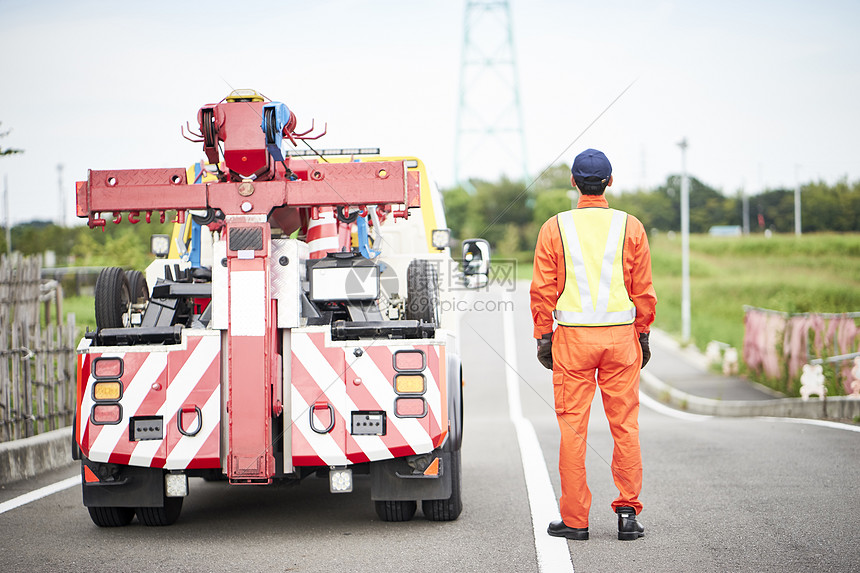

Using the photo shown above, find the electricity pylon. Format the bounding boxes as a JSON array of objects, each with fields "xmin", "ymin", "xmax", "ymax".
[{"xmin": 454, "ymin": 0, "xmax": 528, "ymax": 189}]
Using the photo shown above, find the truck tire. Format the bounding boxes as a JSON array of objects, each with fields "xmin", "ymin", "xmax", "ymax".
[
  {"xmin": 87, "ymin": 506, "xmax": 135, "ymax": 527},
  {"xmin": 125, "ymin": 270, "xmax": 149, "ymax": 304},
  {"xmin": 405, "ymin": 260, "xmax": 440, "ymax": 326},
  {"xmin": 95, "ymin": 267, "xmax": 131, "ymax": 329},
  {"xmin": 136, "ymin": 496, "xmax": 183, "ymax": 526},
  {"xmin": 374, "ymin": 500, "xmax": 417, "ymax": 522},
  {"xmin": 124, "ymin": 270, "xmax": 149, "ymax": 326},
  {"xmin": 422, "ymin": 449, "xmax": 462, "ymax": 521}
]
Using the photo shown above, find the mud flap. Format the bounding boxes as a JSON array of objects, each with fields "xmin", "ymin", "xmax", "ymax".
[
  {"xmin": 370, "ymin": 450, "xmax": 452, "ymax": 501},
  {"xmin": 81, "ymin": 458, "xmax": 165, "ymax": 508}
]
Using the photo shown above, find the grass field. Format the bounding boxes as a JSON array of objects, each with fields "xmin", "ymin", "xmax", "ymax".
[
  {"xmin": 650, "ymin": 232, "xmax": 860, "ymax": 352},
  {"xmin": 62, "ymin": 295, "xmax": 97, "ymax": 338}
]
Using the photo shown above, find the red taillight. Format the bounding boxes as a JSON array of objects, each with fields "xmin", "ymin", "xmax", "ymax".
[
  {"xmin": 393, "ymin": 350, "xmax": 425, "ymax": 372},
  {"xmin": 91, "ymin": 404, "xmax": 122, "ymax": 424},
  {"xmin": 93, "ymin": 357, "xmax": 123, "ymax": 378},
  {"xmin": 394, "ymin": 397, "xmax": 426, "ymax": 418}
]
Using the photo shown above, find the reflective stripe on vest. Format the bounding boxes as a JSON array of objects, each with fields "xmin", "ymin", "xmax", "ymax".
[{"xmin": 554, "ymin": 208, "xmax": 636, "ymax": 326}]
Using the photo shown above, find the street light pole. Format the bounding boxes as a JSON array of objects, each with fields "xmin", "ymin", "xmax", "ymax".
[
  {"xmin": 57, "ymin": 163, "xmax": 66, "ymax": 227},
  {"xmin": 678, "ymin": 138, "xmax": 691, "ymax": 344},
  {"xmin": 3, "ymin": 175, "xmax": 10, "ymax": 255},
  {"xmin": 794, "ymin": 164, "xmax": 802, "ymax": 236}
]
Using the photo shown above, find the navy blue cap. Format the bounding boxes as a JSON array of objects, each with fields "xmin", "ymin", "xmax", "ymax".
[{"xmin": 571, "ymin": 148, "xmax": 612, "ymax": 185}]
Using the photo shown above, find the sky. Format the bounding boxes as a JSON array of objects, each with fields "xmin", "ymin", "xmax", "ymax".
[{"xmin": 1, "ymin": 0, "xmax": 859, "ymax": 226}]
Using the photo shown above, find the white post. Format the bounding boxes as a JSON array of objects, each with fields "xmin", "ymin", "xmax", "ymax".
[
  {"xmin": 4, "ymin": 174, "xmax": 9, "ymax": 255},
  {"xmin": 57, "ymin": 164, "xmax": 66, "ymax": 228},
  {"xmin": 794, "ymin": 164, "xmax": 802, "ymax": 236},
  {"xmin": 678, "ymin": 139, "xmax": 691, "ymax": 344}
]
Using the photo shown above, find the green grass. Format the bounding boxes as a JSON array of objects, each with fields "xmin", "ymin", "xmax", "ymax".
[
  {"xmin": 62, "ymin": 295, "xmax": 96, "ymax": 338},
  {"xmin": 650, "ymin": 233, "xmax": 860, "ymax": 351}
]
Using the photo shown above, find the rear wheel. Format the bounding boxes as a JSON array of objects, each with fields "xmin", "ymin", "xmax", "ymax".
[
  {"xmin": 87, "ymin": 506, "xmax": 135, "ymax": 527},
  {"xmin": 374, "ymin": 500, "xmax": 417, "ymax": 522},
  {"xmin": 422, "ymin": 449, "xmax": 463, "ymax": 521},
  {"xmin": 405, "ymin": 260, "xmax": 440, "ymax": 325},
  {"xmin": 95, "ymin": 267, "xmax": 131, "ymax": 329},
  {"xmin": 136, "ymin": 496, "xmax": 183, "ymax": 526}
]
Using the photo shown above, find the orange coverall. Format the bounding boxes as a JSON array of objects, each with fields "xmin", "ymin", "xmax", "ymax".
[{"xmin": 530, "ymin": 193, "xmax": 657, "ymax": 528}]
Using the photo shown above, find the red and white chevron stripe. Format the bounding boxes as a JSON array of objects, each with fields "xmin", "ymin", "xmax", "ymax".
[
  {"xmin": 290, "ymin": 329, "xmax": 447, "ymax": 467},
  {"xmin": 306, "ymin": 207, "xmax": 339, "ymax": 259},
  {"xmin": 78, "ymin": 332, "xmax": 221, "ymax": 470}
]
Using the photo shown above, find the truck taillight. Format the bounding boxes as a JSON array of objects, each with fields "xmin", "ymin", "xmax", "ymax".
[
  {"xmin": 395, "ymin": 374, "xmax": 425, "ymax": 394},
  {"xmin": 93, "ymin": 381, "xmax": 122, "ymax": 401},
  {"xmin": 91, "ymin": 404, "xmax": 122, "ymax": 425},
  {"xmin": 394, "ymin": 397, "xmax": 426, "ymax": 418},
  {"xmin": 393, "ymin": 350, "xmax": 425, "ymax": 372},
  {"xmin": 93, "ymin": 357, "xmax": 123, "ymax": 378},
  {"xmin": 91, "ymin": 356, "xmax": 124, "ymax": 424}
]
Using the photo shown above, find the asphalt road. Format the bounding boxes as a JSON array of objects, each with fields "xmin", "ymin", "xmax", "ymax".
[{"xmin": 2, "ymin": 283, "xmax": 859, "ymax": 572}]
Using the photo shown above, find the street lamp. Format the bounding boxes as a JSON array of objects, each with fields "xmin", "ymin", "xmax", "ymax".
[{"xmin": 678, "ymin": 138, "xmax": 691, "ymax": 344}]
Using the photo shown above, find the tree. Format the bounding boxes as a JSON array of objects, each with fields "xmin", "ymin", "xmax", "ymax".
[
  {"xmin": 467, "ymin": 176, "xmax": 534, "ymax": 251},
  {"xmin": 801, "ymin": 179, "xmax": 859, "ymax": 232},
  {"xmin": 441, "ymin": 186, "xmax": 471, "ymax": 241},
  {"xmin": 0, "ymin": 122, "xmax": 24, "ymax": 157},
  {"xmin": 530, "ymin": 163, "xmax": 572, "ymax": 193},
  {"xmin": 533, "ymin": 188, "xmax": 571, "ymax": 228}
]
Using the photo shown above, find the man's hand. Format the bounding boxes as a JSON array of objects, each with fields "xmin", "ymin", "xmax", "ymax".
[
  {"xmin": 537, "ymin": 332, "xmax": 553, "ymax": 370},
  {"xmin": 639, "ymin": 332, "xmax": 651, "ymax": 368}
]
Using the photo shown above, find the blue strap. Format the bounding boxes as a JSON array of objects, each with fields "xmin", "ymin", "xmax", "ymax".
[
  {"xmin": 356, "ymin": 215, "xmax": 380, "ymax": 259},
  {"xmin": 261, "ymin": 102, "xmax": 292, "ymax": 162}
]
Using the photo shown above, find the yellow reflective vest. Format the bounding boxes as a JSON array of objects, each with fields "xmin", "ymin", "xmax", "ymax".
[{"xmin": 554, "ymin": 208, "xmax": 636, "ymax": 326}]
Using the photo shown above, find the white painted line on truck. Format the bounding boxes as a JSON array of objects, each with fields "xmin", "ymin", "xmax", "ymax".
[
  {"xmin": 0, "ymin": 474, "xmax": 80, "ymax": 515},
  {"xmin": 502, "ymin": 304, "xmax": 575, "ymax": 573}
]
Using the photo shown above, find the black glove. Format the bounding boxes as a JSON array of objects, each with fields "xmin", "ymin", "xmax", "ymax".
[
  {"xmin": 537, "ymin": 332, "xmax": 553, "ymax": 370},
  {"xmin": 639, "ymin": 332, "xmax": 651, "ymax": 368}
]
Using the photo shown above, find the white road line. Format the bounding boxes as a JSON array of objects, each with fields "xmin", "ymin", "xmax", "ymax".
[
  {"xmin": 641, "ymin": 370, "xmax": 860, "ymax": 432},
  {"xmin": 0, "ymin": 475, "xmax": 81, "ymax": 515},
  {"xmin": 502, "ymin": 305, "xmax": 575, "ymax": 573},
  {"xmin": 638, "ymin": 386, "xmax": 713, "ymax": 422},
  {"xmin": 756, "ymin": 416, "xmax": 860, "ymax": 433}
]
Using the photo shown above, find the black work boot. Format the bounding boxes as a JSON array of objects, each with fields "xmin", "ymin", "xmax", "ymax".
[
  {"xmin": 547, "ymin": 520, "xmax": 589, "ymax": 540},
  {"xmin": 616, "ymin": 507, "xmax": 645, "ymax": 541}
]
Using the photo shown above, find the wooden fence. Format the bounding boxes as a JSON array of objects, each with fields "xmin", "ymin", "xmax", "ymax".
[{"xmin": 0, "ymin": 253, "xmax": 77, "ymax": 442}]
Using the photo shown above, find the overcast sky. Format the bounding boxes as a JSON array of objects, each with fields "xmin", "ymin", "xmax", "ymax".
[{"xmin": 1, "ymin": 0, "xmax": 858, "ymax": 225}]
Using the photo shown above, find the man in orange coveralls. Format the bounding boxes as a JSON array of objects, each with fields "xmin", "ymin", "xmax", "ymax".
[{"xmin": 530, "ymin": 148, "xmax": 657, "ymax": 541}]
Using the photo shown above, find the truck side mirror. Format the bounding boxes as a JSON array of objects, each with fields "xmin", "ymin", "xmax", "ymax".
[{"xmin": 462, "ymin": 238, "xmax": 490, "ymax": 289}]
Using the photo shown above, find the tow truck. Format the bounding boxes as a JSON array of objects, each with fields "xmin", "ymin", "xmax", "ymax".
[{"xmin": 72, "ymin": 89, "xmax": 490, "ymax": 526}]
